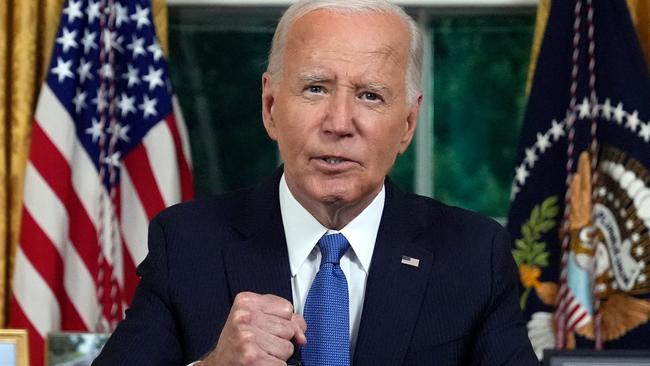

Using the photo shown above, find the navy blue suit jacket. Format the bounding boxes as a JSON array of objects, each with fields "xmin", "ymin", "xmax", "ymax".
[{"xmin": 94, "ymin": 170, "xmax": 537, "ymax": 365}]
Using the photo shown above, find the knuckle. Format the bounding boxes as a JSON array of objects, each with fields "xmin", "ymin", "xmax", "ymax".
[
  {"xmin": 236, "ymin": 329, "xmax": 256, "ymax": 344},
  {"xmin": 280, "ymin": 303, "xmax": 294, "ymax": 317},
  {"xmin": 239, "ymin": 347, "xmax": 258, "ymax": 365},
  {"xmin": 231, "ymin": 309, "xmax": 252, "ymax": 325},
  {"xmin": 235, "ymin": 292, "xmax": 255, "ymax": 307}
]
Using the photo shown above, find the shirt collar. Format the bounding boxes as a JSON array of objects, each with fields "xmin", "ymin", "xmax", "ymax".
[{"xmin": 279, "ymin": 174, "xmax": 384, "ymax": 277}]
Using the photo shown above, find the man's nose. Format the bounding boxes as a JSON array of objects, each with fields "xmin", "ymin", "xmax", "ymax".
[{"xmin": 322, "ymin": 92, "xmax": 355, "ymax": 137}]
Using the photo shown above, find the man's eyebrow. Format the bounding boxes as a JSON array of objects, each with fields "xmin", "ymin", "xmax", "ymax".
[
  {"xmin": 297, "ymin": 73, "xmax": 331, "ymax": 83},
  {"xmin": 362, "ymin": 82, "xmax": 390, "ymax": 91}
]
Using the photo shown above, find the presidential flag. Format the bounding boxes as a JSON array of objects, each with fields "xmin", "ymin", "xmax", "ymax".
[
  {"xmin": 508, "ymin": 0, "xmax": 650, "ymax": 358},
  {"xmin": 9, "ymin": 0, "xmax": 193, "ymax": 364}
]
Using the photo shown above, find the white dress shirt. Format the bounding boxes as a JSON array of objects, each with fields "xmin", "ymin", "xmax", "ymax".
[{"xmin": 279, "ymin": 174, "xmax": 384, "ymax": 357}]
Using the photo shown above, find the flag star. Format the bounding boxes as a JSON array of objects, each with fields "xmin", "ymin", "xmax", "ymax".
[
  {"xmin": 108, "ymin": 122, "xmax": 131, "ymax": 142},
  {"xmin": 613, "ymin": 102, "xmax": 625, "ymax": 124},
  {"xmin": 62, "ymin": 0, "xmax": 83, "ymax": 23},
  {"xmin": 139, "ymin": 95, "xmax": 158, "ymax": 118},
  {"xmin": 550, "ymin": 119, "xmax": 565, "ymax": 141},
  {"xmin": 102, "ymin": 29, "xmax": 124, "ymax": 53},
  {"xmin": 515, "ymin": 165, "xmax": 529, "ymax": 185},
  {"xmin": 51, "ymin": 57, "xmax": 74, "ymax": 83},
  {"xmin": 122, "ymin": 64, "xmax": 140, "ymax": 87},
  {"xmin": 131, "ymin": 4, "xmax": 151, "ymax": 29},
  {"xmin": 601, "ymin": 98, "xmax": 612, "ymax": 120},
  {"xmin": 577, "ymin": 97, "xmax": 591, "ymax": 119},
  {"xmin": 142, "ymin": 66, "xmax": 164, "ymax": 91},
  {"xmin": 77, "ymin": 58, "xmax": 93, "ymax": 83},
  {"xmin": 56, "ymin": 27, "xmax": 79, "ymax": 53},
  {"xmin": 86, "ymin": 118, "xmax": 104, "ymax": 143},
  {"xmin": 86, "ymin": 0, "xmax": 101, "ymax": 23},
  {"xmin": 115, "ymin": 3, "xmax": 130, "ymax": 28},
  {"xmin": 535, "ymin": 132, "xmax": 551, "ymax": 153},
  {"xmin": 524, "ymin": 148, "xmax": 537, "ymax": 167},
  {"xmin": 103, "ymin": 151, "xmax": 122, "ymax": 167},
  {"xmin": 639, "ymin": 122, "xmax": 650, "ymax": 142},
  {"xmin": 126, "ymin": 36, "xmax": 147, "ymax": 59},
  {"xmin": 93, "ymin": 89, "xmax": 108, "ymax": 112},
  {"xmin": 626, "ymin": 110, "xmax": 640, "ymax": 131},
  {"xmin": 99, "ymin": 63, "xmax": 114, "ymax": 79},
  {"xmin": 147, "ymin": 40, "xmax": 163, "ymax": 61},
  {"xmin": 550, "ymin": 120, "xmax": 564, "ymax": 141},
  {"xmin": 72, "ymin": 89, "xmax": 87, "ymax": 113},
  {"xmin": 118, "ymin": 93, "xmax": 136, "ymax": 116},
  {"xmin": 81, "ymin": 30, "xmax": 97, "ymax": 53}
]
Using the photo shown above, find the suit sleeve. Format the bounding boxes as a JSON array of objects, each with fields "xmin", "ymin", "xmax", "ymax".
[
  {"xmin": 471, "ymin": 226, "xmax": 539, "ymax": 365},
  {"xmin": 92, "ymin": 216, "xmax": 185, "ymax": 366}
]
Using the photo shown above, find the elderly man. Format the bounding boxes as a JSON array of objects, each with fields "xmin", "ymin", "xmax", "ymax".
[{"xmin": 94, "ymin": 0, "xmax": 537, "ymax": 365}]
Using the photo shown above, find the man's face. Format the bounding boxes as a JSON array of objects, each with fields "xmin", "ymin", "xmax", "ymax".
[{"xmin": 262, "ymin": 9, "xmax": 421, "ymax": 216}]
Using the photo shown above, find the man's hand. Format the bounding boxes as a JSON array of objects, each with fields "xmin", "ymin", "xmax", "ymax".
[{"xmin": 200, "ymin": 292, "xmax": 307, "ymax": 366}]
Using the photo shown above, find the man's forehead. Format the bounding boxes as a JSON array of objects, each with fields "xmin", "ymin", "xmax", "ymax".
[
  {"xmin": 285, "ymin": 12, "xmax": 408, "ymax": 62},
  {"xmin": 286, "ymin": 9, "xmax": 408, "ymax": 47}
]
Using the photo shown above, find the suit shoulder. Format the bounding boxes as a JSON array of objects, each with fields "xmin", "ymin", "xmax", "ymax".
[
  {"xmin": 152, "ymin": 188, "xmax": 253, "ymax": 228},
  {"xmin": 401, "ymin": 192, "xmax": 505, "ymax": 234}
]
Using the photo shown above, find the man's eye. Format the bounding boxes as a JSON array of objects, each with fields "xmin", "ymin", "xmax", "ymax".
[
  {"xmin": 306, "ymin": 85, "xmax": 325, "ymax": 94},
  {"xmin": 360, "ymin": 92, "xmax": 381, "ymax": 102}
]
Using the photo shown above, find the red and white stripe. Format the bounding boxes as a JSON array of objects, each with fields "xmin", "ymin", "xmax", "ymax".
[{"xmin": 10, "ymin": 84, "xmax": 193, "ymax": 365}]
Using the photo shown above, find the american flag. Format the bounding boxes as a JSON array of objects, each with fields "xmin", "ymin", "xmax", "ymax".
[{"xmin": 9, "ymin": 0, "xmax": 193, "ymax": 364}]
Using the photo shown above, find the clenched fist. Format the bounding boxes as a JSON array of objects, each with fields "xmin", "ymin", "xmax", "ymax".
[{"xmin": 199, "ymin": 292, "xmax": 307, "ymax": 366}]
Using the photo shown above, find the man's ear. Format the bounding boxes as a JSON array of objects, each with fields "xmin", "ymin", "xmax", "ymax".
[
  {"xmin": 398, "ymin": 93, "xmax": 422, "ymax": 154},
  {"xmin": 261, "ymin": 72, "xmax": 278, "ymax": 141}
]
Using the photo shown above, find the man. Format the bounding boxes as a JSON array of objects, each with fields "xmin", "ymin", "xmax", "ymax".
[{"xmin": 94, "ymin": 0, "xmax": 537, "ymax": 365}]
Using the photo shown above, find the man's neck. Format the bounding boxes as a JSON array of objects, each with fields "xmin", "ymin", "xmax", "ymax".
[{"xmin": 284, "ymin": 179, "xmax": 383, "ymax": 231}]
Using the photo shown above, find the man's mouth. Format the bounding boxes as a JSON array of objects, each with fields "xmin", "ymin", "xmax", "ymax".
[{"xmin": 321, "ymin": 156, "xmax": 345, "ymax": 165}]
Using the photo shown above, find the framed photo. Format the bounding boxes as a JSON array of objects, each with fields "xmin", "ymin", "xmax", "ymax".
[
  {"xmin": 543, "ymin": 349, "xmax": 650, "ymax": 365},
  {"xmin": 0, "ymin": 329, "xmax": 29, "ymax": 366},
  {"xmin": 46, "ymin": 332, "xmax": 110, "ymax": 366}
]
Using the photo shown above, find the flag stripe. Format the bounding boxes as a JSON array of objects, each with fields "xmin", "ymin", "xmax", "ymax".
[
  {"xmin": 120, "ymin": 167, "xmax": 150, "ymax": 266},
  {"xmin": 19, "ymin": 210, "xmax": 87, "ymax": 331},
  {"xmin": 124, "ymin": 143, "xmax": 167, "ymax": 219},
  {"xmin": 144, "ymin": 120, "xmax": 180, "ymax": 207},
  {"xmin": 29, "ymin": 122, "xmax": 102, "ymax": 280},
  {"xmin": 22, "ymin": 162, "xmax": 67, "ymax": 256},
  {"xmin": 13, "ymin": 249, "xmax": 61, "ymax": 338},
  {"xmin": 34, "ymin": 85, "xmax": 76, "ymax": 163},
  {"xmin": 63, "ymin": 242, "xmax": 102, "ymax": 330},
  {"xmin": 10, "ymin": 297, "xmax": 44, "ymax": 366},
  {"xmin": 165, "ymin": 114, "xmax": 194, "ymax": 201},
  {"xmin": 21, "ymin": 163, "xmax": 99, "ymax": 330}
]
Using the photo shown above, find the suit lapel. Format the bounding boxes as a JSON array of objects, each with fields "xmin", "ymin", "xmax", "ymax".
[
  {"xmin": 222, "ymin": 169, "xmax": 293, "ymax": 303},
  {"xmin": 353, "ymin": 182, "xmax": 434, "ymax": 366}
]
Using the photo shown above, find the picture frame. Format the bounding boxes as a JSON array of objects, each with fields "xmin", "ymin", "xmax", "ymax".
[
  {"xmin": 0, "ymin": 329, "xmax": 29, "ymax": 366},
  {"xmin": 46, "ymin": 332, "xmax": 110, "ymax": 366},
  {"xmin": 543, "ymin": 349, "xmax": 650, "ymax": 365}
]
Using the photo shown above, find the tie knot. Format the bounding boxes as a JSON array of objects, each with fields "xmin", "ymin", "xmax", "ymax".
[{"xmin": 317, "ymin": 233, "xmax": 350, "ymax": 265}]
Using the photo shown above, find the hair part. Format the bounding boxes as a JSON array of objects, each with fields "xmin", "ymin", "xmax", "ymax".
[{"xmin": 267, "ymin": 0, "xmax": 423, "ymax": 104}]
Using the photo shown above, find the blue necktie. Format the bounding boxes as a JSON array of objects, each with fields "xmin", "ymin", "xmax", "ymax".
[{"xmin": 302, "ymin": 233, "xmax": 350, "ymax": 366}]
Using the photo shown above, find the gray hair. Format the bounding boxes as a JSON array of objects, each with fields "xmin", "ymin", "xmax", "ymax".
[{"xmin": 267, "ymin": 0, "xmax": 423, "ymax": 104}]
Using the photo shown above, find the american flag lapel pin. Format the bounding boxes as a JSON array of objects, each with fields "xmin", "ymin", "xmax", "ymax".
[{"xmin": 401, "ymin": 255, "xmax": 420, "ymax": 268}]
